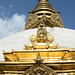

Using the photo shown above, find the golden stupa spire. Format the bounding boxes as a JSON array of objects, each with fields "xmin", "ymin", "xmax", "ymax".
[
  {"xmin": 38, "ymin": 0, "xmax": 48, "ymax": 1},
  {"xmin": 24, "ymin": 0, "xmax": 64, "ymax": 30},
  {"xmin": 32, "ymin": 0, "xmax": 55, "ymax": 13}
]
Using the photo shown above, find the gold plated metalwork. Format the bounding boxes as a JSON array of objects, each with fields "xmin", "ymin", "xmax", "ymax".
[
  {"xmin": 2, "ymin": 24, "xmax": 75, "ymax": 75},
  {"xmin": 25, "ymin": 23, "xmax": 59, "ymax": 50},
  {"xmin": 0, "ymin": 0, "xmax": 75, "ymax": 75},
  {"xmin": 24, "ymin": 0, "xmax": 64, "ymax": 30}
]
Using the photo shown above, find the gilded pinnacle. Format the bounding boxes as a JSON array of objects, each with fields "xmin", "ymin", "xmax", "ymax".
[
  {"xmin": 25, "ymin": 0, "xmax": 64, "ymax": 30},
  {"xmin": 38, "ymin": 0, "xmax": 49, "ymax": 1},
  {"xmin": 32, "ymin": 0, "xmax": 55, "ymax": 13}
]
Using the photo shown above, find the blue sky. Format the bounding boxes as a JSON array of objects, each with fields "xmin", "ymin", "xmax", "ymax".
[{"xmin": 0, "ymin": 0, "xmax": 75, "ymax": 39}]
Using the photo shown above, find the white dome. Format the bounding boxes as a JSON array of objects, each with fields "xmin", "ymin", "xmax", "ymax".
[{"xmin": 0, "ymin": 27, "xmax": 75, "ymax": 61}]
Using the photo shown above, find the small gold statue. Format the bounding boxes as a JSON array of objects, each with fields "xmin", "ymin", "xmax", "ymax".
[{"xmin": 25, "ymin": 22, "xmax": 59, "ymax": 50}]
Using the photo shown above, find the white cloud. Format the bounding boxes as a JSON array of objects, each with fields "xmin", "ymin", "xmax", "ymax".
[
  {"xmin": 9, "ymin": 4, "xmax": 13, "ymax": 8},
  {"xmin": 0, "ymin": 13, "xmax": 26, "ymax": 39}
]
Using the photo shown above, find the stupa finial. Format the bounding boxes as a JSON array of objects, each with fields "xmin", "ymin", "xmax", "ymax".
[
  {"xmin": 38, "ymin": 0, "xmax": 48, "ymax": 1},
  {"xmin": 35, "ymin": 51, "xmax": 43, "ymax": 63}
]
